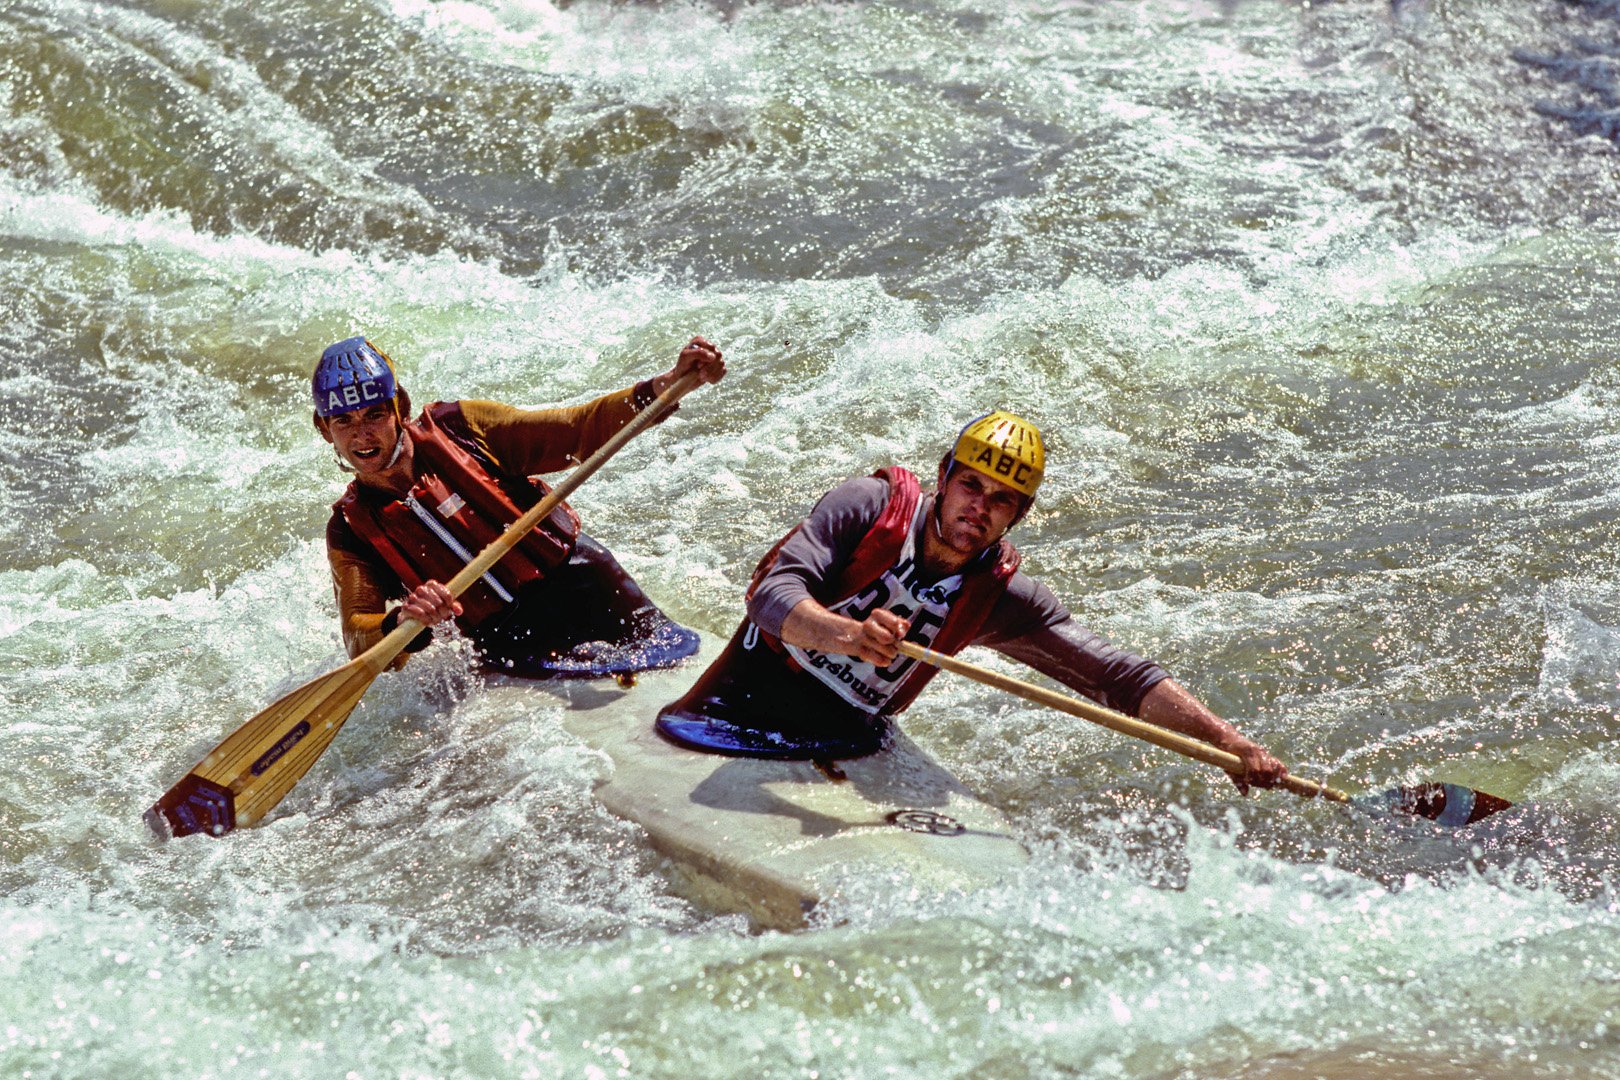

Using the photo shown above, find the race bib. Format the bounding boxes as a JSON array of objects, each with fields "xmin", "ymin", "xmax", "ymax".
[{"xmin": 781, "ymin": 502, "xmax": 964, "ymax": 713}]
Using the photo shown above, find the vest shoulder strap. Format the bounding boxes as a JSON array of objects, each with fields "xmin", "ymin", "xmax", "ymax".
[
  {"xmin": 746, "ymin": 466, "xmax": 920, "ymax": 605},
  {"xmin": 829, "ymin": 466, "xmax": 920, "ymax": 599}
]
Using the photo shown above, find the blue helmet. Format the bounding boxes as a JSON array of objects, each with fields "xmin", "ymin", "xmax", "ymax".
[{"xmin": 312, "ymin": 337, "xmax": 398, "ymax": 417}]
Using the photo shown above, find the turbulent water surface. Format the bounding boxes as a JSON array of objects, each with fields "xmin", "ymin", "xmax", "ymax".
[{"xmin": 3, "ymin": 0, "xmax": 1620, "ymax": 1076}]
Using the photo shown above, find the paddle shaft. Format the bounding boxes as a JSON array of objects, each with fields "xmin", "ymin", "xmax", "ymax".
[
  {"xmin": 361, "ymin": 372, "xmax": 703, "ymax": 672},
  {"xmin": 896, "ymin": 641, "xmax": 1350, "ymax": 804}
]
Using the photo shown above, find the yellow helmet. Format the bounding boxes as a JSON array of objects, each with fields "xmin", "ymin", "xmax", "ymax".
[{"xmin": 950, "ymin": 410, "xmax": 1044, "ymax": 498}]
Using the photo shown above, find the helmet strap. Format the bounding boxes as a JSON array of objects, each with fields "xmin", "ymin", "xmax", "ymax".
[
  {"xmin": 327, "ymin": 416, "xmax": 406, "ymax": 474},
  {"xmin": 933, "ymin": 457, "xmax": 954, "ymax": 535},
  {"xmin": 381, "ymin": 420, "xmax": 407, "ymax": 470}
]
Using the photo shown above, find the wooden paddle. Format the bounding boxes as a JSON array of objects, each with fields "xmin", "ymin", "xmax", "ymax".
[
  {"xmin": 896, "ymin": 641, "xmax": 1514, "ymax": 826},
  {"xmin": 147, "ymin": 372, "xmax": 705, "ymax": 840}
]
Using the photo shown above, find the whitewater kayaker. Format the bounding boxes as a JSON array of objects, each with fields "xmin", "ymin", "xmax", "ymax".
[
  {"xmin": 658, "ymin": 410, "xmax": 1287, "ymax": 793},
  {"xmin": 314, "ymin": 334, "xmax": 725, "ymax": 677}
]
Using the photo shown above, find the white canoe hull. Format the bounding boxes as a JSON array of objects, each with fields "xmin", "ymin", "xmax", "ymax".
[{"xmin": 498, "ymin": 632, "xmax": 1028, "ymax": 931}]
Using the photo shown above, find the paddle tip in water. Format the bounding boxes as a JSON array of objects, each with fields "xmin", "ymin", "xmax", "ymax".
[
  {"xmin": 145, "ymin": 774, "xmax": 237, "ymax": 841},
  {"xmin": 1362, "ymin": 782, "xmax": 1514, "ymax": 827}
]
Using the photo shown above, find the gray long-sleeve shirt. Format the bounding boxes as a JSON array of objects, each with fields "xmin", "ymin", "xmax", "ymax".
[{"xmin": 747, "ymin": 474, "xmax": 1171, "ymax": 717}]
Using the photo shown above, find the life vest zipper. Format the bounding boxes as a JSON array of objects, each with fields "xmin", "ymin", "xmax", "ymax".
[{"xmin": 402, "ymin": 491, "xmax": 516, "ymax": 604}]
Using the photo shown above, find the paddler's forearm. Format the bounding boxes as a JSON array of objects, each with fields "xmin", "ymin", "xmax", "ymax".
[
  {"xmin": 1135, "ymin": 678, "xmax": 1286, "ymax": 788},
  {"xmin": 342, "ymin": 610, "xmax": 391, "ymax": 658},
  {"xmin": 778, "ymin": 599, "xmax": 862, "ymax": 654},
  {"xmin": 463, "ymin": 389, "xmax": 645, "ymax": 476},
  {"xmin": 474, "ymin": 337, "xmax": 722, "ymax": 473},
  {"xmin": 329, "ymin": 549, "xmax": 431, "ymax": 664},
  {"xmin": 1135, "ymin": 678, "xmax": 1248, "ymax": 753},
  {"xmin": 779, "ymin": 598, "xmax": 908, "ymax": 666}
]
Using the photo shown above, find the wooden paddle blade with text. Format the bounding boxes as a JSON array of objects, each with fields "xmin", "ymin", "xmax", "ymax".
[
  {"xmin": 148, "ymin": 371, "xmax": 704, "ymax": 839},
  {"xmin": 146, "ymin": 658, "xmax": 378, "ymax": 838},
  {"xmin": 895, "ymin": 641, "xmax": 1514, "ymax": 826}
]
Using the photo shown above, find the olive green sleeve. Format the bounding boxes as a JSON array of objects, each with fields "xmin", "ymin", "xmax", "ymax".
[
  {"xmin": 454, "ymin": 387, "xmax": 645, "ymax": 475},
  {"xmin": 327, "ymin": 545, "xmax": 431, "ymax": 667}
]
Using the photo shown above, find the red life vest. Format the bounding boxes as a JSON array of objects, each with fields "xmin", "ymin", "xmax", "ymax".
[
  {"xmin": 744, "ymin": 465, "xmax": 1020, "ymax": 717},
  {"xmin": 336, "ymin": 402, "xmax": 581, "ymax": 629}
]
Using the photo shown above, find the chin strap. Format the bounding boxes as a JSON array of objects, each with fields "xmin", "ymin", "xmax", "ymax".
[
  {"xmin": 333, "ymin": 420, "xmax": 407, "ymax": 473},
  {"xmin": 381, "ymin": 423, "xmax": 407, "ymax": 469}
]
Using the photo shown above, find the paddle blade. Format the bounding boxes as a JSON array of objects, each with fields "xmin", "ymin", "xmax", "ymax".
[
  {"xmin": 147, "ymin": 660, "xmax": 378, "ymax": 839},
  {"xmin": 1368, "ymin": 782, "xmax": 1514, "ymax": 826}
]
